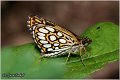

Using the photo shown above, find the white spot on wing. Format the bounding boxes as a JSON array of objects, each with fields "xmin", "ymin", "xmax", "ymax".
[
  {"xmin": 27, "ymin": 21, "xmax": 30, "ymax": 23},
  {"xmin": 33, "ymin": 26, "xmax": 36, "ymax": 30},
  {"xmin": 38, "ymin": 36, "xmax": 45, "ymax": 40},
  {"xmin": 59, "ymin": 39, "xmax": 66, "ymax": 43},
  {"xmin": 29, "ymin": 28, "xmax": 32, "ymax": 30},
  {"xmin": 57, "ymin": 32, "xmax": 62, "ymax": 36},
  {"xmin": 41, "ymin": 50, "xmax": 44, "ymax": 52},
  {"xmin": 54, "ymin": 43, "xmax": 59, "ymax": 46},
  {"xmin": 37, "ymin": 45, "xmax": 41, "ymax": 49},
  {"xmin": 37, "ymin": 33, "xmax": 45, "ymax": 36},
  {"xmin": 34, "ymin": 39, "xmax": 37, "ymax": 43},
  {"xmin": 43, "ymin": 44, "xmax": 51, "ymax": 48},
  {"xmin": 27, "ymin": 25, "xmax": 30, "ymax": 27},
  {"xmin": 32, "ymin": 31, "xmax": 35, "ymax": 38},
  {"xmin": 47, "ymin": 48, "xmax": 53, "ymax": 51},
  {"xmin": 50, "ymin": 35, "xmax": 56, "ymax": 41},
  {"xmin": 53, "ymin": 47, "xmax": 70, "ymax": 51},
  {"xmin": 28, "ymin": 16, "xmax": 31, "ymax": 19},
  {"xmin": 40, "ymin": 40, "xmax": 48, "ymax": 44},
  {"xmin": 39, "ymin": 28, "xmax": 48, "ymax": 33},
  {"xmin": 45, "ymin": 26, "xmax": 55, "ymax": 32},
  {"xmin": 38, "ymin": 24, "xmax": 44, "ymax": 27},
  {"xmin": 55, "ymin": 47, "xmax": 59, "ymax": 50}
]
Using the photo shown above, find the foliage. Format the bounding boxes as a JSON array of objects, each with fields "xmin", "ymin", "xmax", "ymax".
[{"xmin": 1, "ymin": 22, "xmax": 119, "ymax": 79}]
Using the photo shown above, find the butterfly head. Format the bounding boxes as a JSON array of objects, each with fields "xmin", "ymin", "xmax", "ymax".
[
  {"xmin": 80, "ymin": 37, "xmax": 92, "ymax": 47},
  {"xmin": 27, "ymin": 16, "xmax": 45, "ymax": 30}
]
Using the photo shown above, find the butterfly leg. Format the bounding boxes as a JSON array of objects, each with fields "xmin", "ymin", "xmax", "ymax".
[
  {"xmin": 80, "ymin": 48, "xmax": 85, "ymax": 66},
  {"xmin": 83, "ymin": 46, "xmax": 89, "ymax": 57},
  {"xmin": 83, "ymin": 47, "xmax": 86, "ymax": 54},
  {"xmin": 66, "ymin": 47, "xmax": 73, "ymax": 62},
  {"xmin": 66, "ymin": 51, "xmax": 71, "ymax": 63},
  {"xmin": 79, "ymin": 41, "xmax": 85, "ymax": 66}
]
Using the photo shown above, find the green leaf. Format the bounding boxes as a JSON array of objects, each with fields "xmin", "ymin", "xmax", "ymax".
[
  {"xmin": 1, "ymin": 44, "xmax": 66, "ymax": 79},
  {"xmin": 1, "ymin": 22, "xmax": 119, "ymax": 79}
]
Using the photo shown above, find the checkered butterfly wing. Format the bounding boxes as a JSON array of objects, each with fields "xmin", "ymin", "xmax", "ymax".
[{"xmin": 27, "ymin": 16, "xmax": 80, "ymax": 57}]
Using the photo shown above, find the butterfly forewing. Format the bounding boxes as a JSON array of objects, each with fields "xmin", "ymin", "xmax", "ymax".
[{"xmin": 28, "ymin": 16, "xmax": 80, "ymax": 57}]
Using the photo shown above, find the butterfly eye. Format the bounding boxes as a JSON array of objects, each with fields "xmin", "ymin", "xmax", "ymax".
[{"xmin": 81, "ymin": 38, "xmax": 92, "ymax": 47}]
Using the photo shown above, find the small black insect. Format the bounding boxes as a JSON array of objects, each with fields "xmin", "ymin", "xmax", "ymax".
[{"xmin": 96, "ymin": 27, "xmax": 100, "ymax": 30}]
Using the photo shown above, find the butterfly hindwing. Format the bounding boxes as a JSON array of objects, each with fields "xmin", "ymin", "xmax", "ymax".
[{"xmin": 28, "ymin": 16, "xmax": 80, "ymax": 57}]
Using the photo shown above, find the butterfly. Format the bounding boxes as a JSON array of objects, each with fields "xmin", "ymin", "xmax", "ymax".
[{"xmin": 27, "ymin": 16, "xmax": 92, "ymax": 62}]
